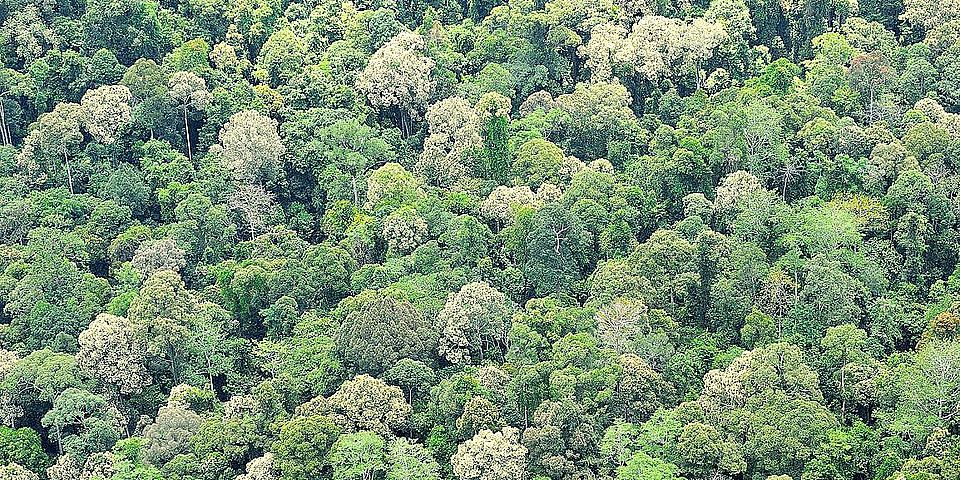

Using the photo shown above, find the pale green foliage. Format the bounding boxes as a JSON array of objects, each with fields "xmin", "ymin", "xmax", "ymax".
[
  {"xmin": 438, "ymin": 282, "xmax": 514, "ymax": 365},
  {"xmin": 142, "ymin": 394, "xmax": 203, "ymax": 465},
  {"xmin": 417, "ymin": 97, "xmax": 482, "ymax": 187},
  {"xmin": 327, "ymin": 431, "xmax": 386, "ymax": 480},
  {"xmin": 0, "ymin": 463, "xmax": 38, "ymax": 480},
  {"xmin": 355, "ymin": 31, "xmax": 435, "ymax": 133},
  {"xmin": 218, "ymin": 109, "xmax": 285, "ymax": 185},
  {"xmin": 77, "ymin": 313, "xmax": 151, "ymax": 395},
  {"xmin": 385, "ymin": 438, "xmax": 441, "ymax": 480},
  {"xmin": 80, "ymin": 85, "xmax": 133, "ymax": 144},
  {"xmin": 325, "ymin": 375, "xmax": 411, "ymax": 437},
  {"xmin": 451, "ymin": 427, "xmax": 527, "ymax": 480},
  {"xmin": 16, "ymin": 103, "xmax": 83, "ymax": 192}
]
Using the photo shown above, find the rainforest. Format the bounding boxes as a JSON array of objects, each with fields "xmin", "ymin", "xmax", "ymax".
[{"xmin": 0, "ymin": 0, "xmax": 956, "ymax": 478}]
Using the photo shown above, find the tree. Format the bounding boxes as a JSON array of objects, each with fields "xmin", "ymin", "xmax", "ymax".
[
  {"xmin": 0, "ymin": 427, "xmax": 47, "ymax": 476},
  {"xmin": 257, "ymin": 28, "xmax": 307, "ymax": 87},
  {"xmin": 308, "ymin": 118, "xmax": 397, "ymax": 208},
  {"xmin": 700, "ymin": 342, "xmax": 824, "ymax": 411},
  {"xmin": 617, "ymin": 16, "xmax": 684, "ymax": 86},
  {"xmin": 675, "ymin": 422, "xmax": 745, "ymax": 479},
  {"xmin": 218, "ymin": 109, "xmax": 285, "ymax": 186},
  {"xmin": 595, "ymin": 299, "xmax": 647, "ymax": 353},
  {"xmin": 122, "ymin": 59, "xmax": 174, "ymax": 138},
  {"xmin": 0, "ymin": 349, "xmax": 83, "ymax": 428},
  {"xmin": 900, "ymin": 0, "xmax": 960, "ymax": 34},
  {"xmin": 438, "ymin": 282, "xmax": 515, "ymax": 365},
  {"xmin": 382, "ymin": 207, "xmax": 428, "ymax": 256},
  {"xmin": 848, "ymin": 52, "xmax": 895, "ymax": 123},
  {"xmin": 355, "ymin": 31, "xmax": 435, "ymax": 137},
  {"xmin": 0, "ymin": 463, "xmax": 38, "ymax": 480},
  {"xmin": 335, "ymin": 291, "xmax": 437, "ymax": 375},
  {"xmin": 555, "ymin": 81, "xmax": 638, "ymax": 160},
  {"xmin": 17, "ymin": 103, "xmax": 83, "ymax": 193},
  {"xmin": 77, "ymin": 313, "xmax": 151, "ymax": 395},
  {"xmin": 41, "ymin": 388, "xmax": 118, "ymax": 457},
  {"xmin": 512, "ymin": 139, "xmax": 564, "ymax": 188},
  {"xmin": 4, "ymin": 230, "xmax": 110, "ymax": 350},
  {"xmin": 167, "ymin": 71, "xmax": 210, "ymax": 162},
  {"xmin": 609, "ymin": 354, "xmax": 675, "ymax": 422},
  {"xmin": 879, "ymin": 339, "xmax": 960, "ymax": 444},
  {"xmin": 327, "ymin": 431, "xmax": 386, "ymax": 480},
  {"xmin": 818, "ymin": 324, "xmax": 873, "ymax": 419},
  {"xmin": 681, "ymin": 19, "xmax": 729, "ymax": 90},
  {"xmin": 480, "ymin": 186, "xmax": 541, "ymax": 227},
  {"xmin": 582, "ymin": 23, "xmax": 628, "ymax": 82},
  {"xmin": 141, "ymin": 393, "xmax": 203, "ymax": 466},
  {"xmin": 386, "ymin": 438, "xmax": 441, "ymax": 480},
  {"xmin": 450, "ymin": 427, "xmax": 527, "ymax": 480},
  {"xmin": 364, "ymin": 162, "xmax": 423, "ymax": 213},
  {"xmin": 384, "ymin": 359, "xmax": 436, "ymax": 407},
  {"xmin": 476, "ymin": 92, "xmax": 512, "ymax": 185},
  {"xmin": 130, "ymin": 238, "xmax": 187, "ymax": 278},
  {"xmin": 126, "ymin": 270, "xmax": 197, "ymax": 384},
  {"xmin": 79, "ymin": 85, "xmax": 132, "ymax": 144},
  {"xmin": 325, "ymin": 375, "xmax": 411, "ymax": 437},
  {"xmin": 616, "ymin": 451, "xmax": 683, "ymax": 480},
  {"xmin": 272, "ymin": 415, "xmax": 340, "ymax": 480},
  {"xmin": 523, "ymin": 203, "xmax": 593, "ymax": 295},
  {"xmin": 418, "ymin": 97, "xmax": 482, "ymax": 187},
  {"xmin": 80, "ymin": 0, "xmax": 164, "ymax": 64},
  {"xmin": 234, "ymin": 452, "xmax": 277, "ymax": 480},
  {"xmin": 229, "ymin": 184, "xmax": 278, "ymax": 239}
]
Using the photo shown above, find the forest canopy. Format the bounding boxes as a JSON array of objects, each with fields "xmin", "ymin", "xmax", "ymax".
[{"xmin": 0, "ymin": 0, "xmax": 958, "ymax": 478}]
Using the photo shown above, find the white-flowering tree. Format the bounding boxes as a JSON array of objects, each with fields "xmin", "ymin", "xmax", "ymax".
[
  {"xmin": 77, "ymin": 313, "xmax": 152, "ymax": 395},
  {"xmin": 234, "ymin": 452, "xmax": 277, "ymax": 480},
  {"xmin": 479, "ymin": 185, "xmax": 541, "ymax": 227},
  {"xmin": 438, "ymin": 282, "xmax": 515, "ymax": 365},
  {"xmin": 681, "ymin": 18, "xmax": 728, "ymax": 89},
  {"xmin": 0, "ymin": 463, "xmax": 38, "ymax": 480},
  {"xmin": 218, "ymin": 109, "xmax": 285, "ymax": 186},
  {"xmin": 17, "ymin": 102, "xmax": 83, "ymax": 193},
  {"xmin": 325, "ymin": 374, "xmax": 410, "ymax": 437},
  {"xmin": 130, "ymin": 237, "xmax": 187, "ymax": 278},
  {"xmin": 80, "ymin": 85, "xmax": 133, "ymax": 144},
  {"xmin": 713, "ymin": 170, "xmax": 765, "ymax": 226},
  {"xmin": 612, "ymin": 16, "xmax": 728, "ymax": 89},
  {"xmin": 356, "ymin": 31, "xmax": 435, "ymax": 137},
  {"xmin": 417, "ymin": 97, "xmax": 482, "ymax": 187},
  {"xmin": 382, "ymin": 206, "xmax": 428, "ymax": 255},
  {"xmin": 451, "ymin": 427, "xmax": 527, "ymax": 480},
  {"xmin": 167, "ymin": 71, "xmax": 211, "ymax": 162},
  {"xmin": 581, "ymin": 23, "xmax": 628, "ymax": 82}
]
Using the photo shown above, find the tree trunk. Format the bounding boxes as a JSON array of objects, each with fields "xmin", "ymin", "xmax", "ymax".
[
  {"xmin": 206, "ymin": 354, "xmax": 215, "ymax": 392},
  {"xmin": 168, "ymin": 343, "xmax": 180, "ymax": 385},
  {"xmin": 55, "ymin": 424, "xmax": 63, "ymax": 454},
  {"xmin": 183, "ymin": 106, "xmax": 193, "ymax": 162},
  {"xmin": 839, "ymin": 364, "xmax": 847, "ymax": 421},
  {"xmin": 352, "ymin": 175, "xmax": 360, "ymax": 206},
  {"xmin": 399, "ymin": 109, "xmax": 412, "ymax": 138},
  {"xmin": 63, "ymin": 149, "xmax": 74, "ymax": 194},
  {"xmin": 0, "ymin": 101, "xmax": 8, "ymax": 146}
]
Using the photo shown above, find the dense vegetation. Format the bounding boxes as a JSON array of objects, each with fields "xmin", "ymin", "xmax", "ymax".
[{"xmin": 0, "ymin": 0, "xmax": 959, "ymax": 478}]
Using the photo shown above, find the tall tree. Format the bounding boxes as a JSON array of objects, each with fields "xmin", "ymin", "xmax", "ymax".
[{"xmin": 167, "ymin": 72, "xmax": 210, "ymax": 162}]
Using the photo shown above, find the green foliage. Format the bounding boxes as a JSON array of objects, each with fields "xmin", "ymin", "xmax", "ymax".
[
  {"xmin": 273, "ymin": 415, "xmax": 341, "ymax": 480},
  {"xmin": 0, "ymin": 427, "xmax": 48, "ymax": 475},
  {"xmin": 1, "ymin": 1, "xmax": 960, "ymax": 480}
]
